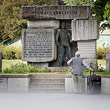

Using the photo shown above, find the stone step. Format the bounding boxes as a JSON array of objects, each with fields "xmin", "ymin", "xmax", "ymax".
[
  {"xmin": 47, "ymin": 67, "xmax": 67, "ymax": 72},
  {"xmin": 30, "ymin": 78, "xmax": 65, "ymax": 84},
  {"xmin": 29, "ymin": 84, "xmax": 65, "ymax": 89},
  {"xmin": 31, "ymin": 74, "xmax": 65, "ymax": 79},
  {"xmin": 29, "ymin": 88, "xmax": 65, "ymax": 93}
]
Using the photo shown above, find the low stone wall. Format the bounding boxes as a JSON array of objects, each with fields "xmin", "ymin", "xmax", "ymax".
[
  {"xmin": 0, "ymin": 73, "xmax": 110, "ymax": 94},
  {"xmin": 65, "ymin": 74, "xmax": 110, "ymax": 94},
  {"xmin": 0, "ymin": 74, "xmax": 31, "ymax": 92}
]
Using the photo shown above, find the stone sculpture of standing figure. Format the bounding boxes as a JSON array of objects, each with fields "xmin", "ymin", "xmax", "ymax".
[{"xmin": 56, "ymin": 22, "xmax": 72, "ymax": 66}]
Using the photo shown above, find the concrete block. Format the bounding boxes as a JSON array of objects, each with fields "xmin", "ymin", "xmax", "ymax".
[
  {"xmin": 21, "ymin": 6, "xmax": 90, "ymax": 20},
  {"xmin": 31, "ymin": 79, "xmax": 65, "ymax": 84},
  {"xmin": 27, "ymin": 62, "xmax": 49, "ymax": 68},
  {"xmin": 31, "ymin": 73, "xmax": 65, "ymax": 79},
  {"xmin": 22, "ymin": 29, "xmax": 57, "ymax": 62},
  {"xmin": 8, "ymin": 78, "xmax": 29, "ymax": 92},
  {"xmin": 72, "ymin": 20, "xmax": 99, "ymax": 41},
  {"xmin": 106, "ymin": 51, "xmax": 110, "ymax": 72},
  {"xmin": 0, "ymin": 78, "xmax": 8, "ymax": 92},
  {"xmin": 101, "ymin": 78, "xmax": 110, "ymax": 94},
  {"xmin": 77, "ymin": 40, "xmax": 97, "ymax": 58},
  {"xmin": 27, "ymin": 20, "xmax": 60, "ymax": 28},
  {"xmin": 65, "ymin": 78, "xmax": 74, "ymax": 93}
]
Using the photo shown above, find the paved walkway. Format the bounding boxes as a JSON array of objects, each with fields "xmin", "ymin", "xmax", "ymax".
[{"xmin": 0, "ymin": 93, "xmax": 110, "ymax": 110}]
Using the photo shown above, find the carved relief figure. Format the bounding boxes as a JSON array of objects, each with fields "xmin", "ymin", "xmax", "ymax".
[{"xmin": 56, "ymin": 22, "xmax": 72, "ymax": 66}]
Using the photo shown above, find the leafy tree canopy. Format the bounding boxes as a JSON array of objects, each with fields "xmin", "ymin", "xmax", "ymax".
[
  {"xmin": 34, "ymin": 0, "xmax": 58, "ymax": 5},
  {"xmin": 64, "ymin": 0, "xmax": 94, "ymax": 6},
  {"xmin": 0, "ymin": 0, "xmax": 58, "ymax": 41},
  {"xmin": 64, "ymin": 0, "xmax": 109, "ymax": 31},
  {"xmin": 104, "ymin": 1, "xmax": 110, "ymax": 26}
]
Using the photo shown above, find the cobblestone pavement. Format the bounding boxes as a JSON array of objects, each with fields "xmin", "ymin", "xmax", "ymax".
[{"xmin": 0, "ymin": 93, "xmax": 110, "ymax": 110}]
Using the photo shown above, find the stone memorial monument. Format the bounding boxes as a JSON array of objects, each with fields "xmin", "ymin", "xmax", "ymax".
[{"xmin": 21, "ymin": 6, "xmax": 99, "ymax": 70}]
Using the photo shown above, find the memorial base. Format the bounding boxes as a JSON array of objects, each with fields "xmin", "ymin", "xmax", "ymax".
[{"xmin": 27, "ymin": 62, "xmax": 49, "ymax": 68}]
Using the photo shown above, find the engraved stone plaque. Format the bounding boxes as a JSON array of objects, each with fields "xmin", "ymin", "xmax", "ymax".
[
  {"xmin": 22, "ymin": 29, "xmax": 57, "ymax": 62},
  {"xmin": 72, "ymin": 20, "xmax": 99, "ymax": 41},
  {"xmin": 21, "ymin": 6, "xmax": 90, "ymax": 20},
  {"xmin": 77, "ymin": 40, "xmax": 96, "ymax": 58}
]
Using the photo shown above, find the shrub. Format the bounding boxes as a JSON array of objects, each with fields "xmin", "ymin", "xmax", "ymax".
[
  {"xmin": 97, "ymin": 43, "xmax": 110, "ymax": 59},
  {"xmin": 2, "ymin": 45, "xmax": 22, "ymax": 59},
  {"xmin": 3, "ymin": 62, "xmax": 51, "ymax": 73},
  {"xmin": 98, "ymin": 64, "xmax": 105, "ymax": 72},
  {"xmin": 15, "ymin": 46, "xmax": 22, "ymax": 59}
]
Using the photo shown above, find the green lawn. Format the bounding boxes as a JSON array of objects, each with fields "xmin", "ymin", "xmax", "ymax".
[
  {"xmin": 2, "ymin": 59, "xmax": 105, "ymax": 70},
  {"xmin": 2, "ymin": 60, "xmax": 26, "ymax": 70},
  {"xmin": 1, "ymin": 59, "xmax": 110, "ymax": 75}
]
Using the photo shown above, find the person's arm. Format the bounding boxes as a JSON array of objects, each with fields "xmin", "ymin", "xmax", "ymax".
[
  {"xmin": 67, "ymin": 58, "xmax": 73, "ymax": 66},
  {"xmin": 56, "ymin": 30, "xmax": 60, "ymax": 46},
  {"xmin": 82, "ymin": 61, "xmax": 94, "ymax": 72},
  {"xmin": 67, "ymin": 58, "xmax": 73, "ymax": 70}
]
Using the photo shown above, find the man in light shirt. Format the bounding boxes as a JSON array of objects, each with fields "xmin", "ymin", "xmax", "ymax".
[{"xmin": 67, "ymin": 52, "xmax": 94, "ymax": 94}]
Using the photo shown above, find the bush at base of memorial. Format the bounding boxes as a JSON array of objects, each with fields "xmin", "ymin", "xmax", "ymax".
[
  {"xmin": 2, "ymin": 45, "xmax": 22, "ymax": 59},
  {"xmin": 97, "ymin": 43, "xmax": 110, "ymax": 59},
  {"xmin": 3, "ymin": 63, "xmax": 51, "ymax": 73}
]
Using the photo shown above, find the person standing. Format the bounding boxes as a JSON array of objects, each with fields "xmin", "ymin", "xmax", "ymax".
[{"xmin": 67, "ymin": 52, "xmax": 94, "ymax": 94}]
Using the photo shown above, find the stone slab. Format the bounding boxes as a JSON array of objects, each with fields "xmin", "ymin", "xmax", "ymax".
[
  {"xmin": 77, "ymin": 40, "xmax": 96, "ymax": 58},
  {"xmin": 47, "ymin": 67, "xmax": 68, "ymax": 72},
  {"xmin": 0, "ymin": 74, "xmax": 32, "ymax": 78},
  {"xmin": 27, "ymin": 20, "xmax": 60, "ymax": 28},
  {"xmin": 22, "ymin": 29, "xmax": 57, "ymax": 62},
  {"xmin": 65, "ymin": 78, "xmax": 74, "ymax": 93},
  {"xmin": 28, "ymin": 62, "xmax": 49, "ymax": 68},
  {"xmin": 0, "ymin": 78, "xmax": 8, "ymax": 92},
  {"xmin": 65, "ymin": 75, "xmax": 110, "ymax": 94},
  {"xmin": 101, "ymin": 78, "xmax": 110, "ymax": 94},
  {"xmin": 72, "ymin": 20, "xmax": 99, "ymax": 41},
  {"xmin": 106, "ymin": 59, "xmax": 110, "ymax": 72},
  {"xmin": 106, "ymin": 51, "xmax": 110, "ymax": 72},
  {"xmin": 106, "ymin": 51, "xmax": 110, "ymax": 59},
  {"xmin": 21, "ymin": 6, "xmax": 90, "ymax": 20},
  {"xmin": 8, "ymin": 78, "xmax": 29, "ymax": 92}
]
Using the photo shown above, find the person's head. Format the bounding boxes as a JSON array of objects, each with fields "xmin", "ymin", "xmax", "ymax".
[
  {"xmin": 61, "ymin": 22, "xmax": 66, "ymax": 29},
  {"xmin": 75, "ymin": 52, "xmax": 80, "ymax": 57}
]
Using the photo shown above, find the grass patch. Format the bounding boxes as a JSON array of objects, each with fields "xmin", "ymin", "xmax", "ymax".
[
  {"xmin": 0, "ymin": 59, "xmax": 110, "ymax": 75},
  {"xmin": 2, "ymin": 60, "xmax": 26, "ymax": 70}
]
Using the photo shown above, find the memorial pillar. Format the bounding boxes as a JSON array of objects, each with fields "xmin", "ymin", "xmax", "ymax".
[
  {"xmin": 71, "ymin": 20, "xmax": 99, "ymax": 71},
  {"xmin": 106, "ymin": 51, "xmax": 110, "ymax": 72}
]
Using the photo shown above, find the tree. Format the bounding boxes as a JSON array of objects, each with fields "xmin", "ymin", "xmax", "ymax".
[
  {"xmin": 104, "ymin": 1, "xmax": 110, "ymax": 24},
  {"xmin": 63, "ymin": 0, "xmax": 109, "ymax": 31},
  {"xmin": 34, "ymin": 0, "xmax": 58, "ymax": 5},
  {"xmin": 64, "ymin": 0, "xmax": 94, "ymax": 5},
  {"xmin": 0, "ymin": 0, "xmax": 34, "ymax": 40},
  {"xmin": 92, "ymin": 0, "xmax": 109, "ymax": 31},
  {"xmin": 0, "ymin": 0, "xmax": 58, "ymax": 41}
]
